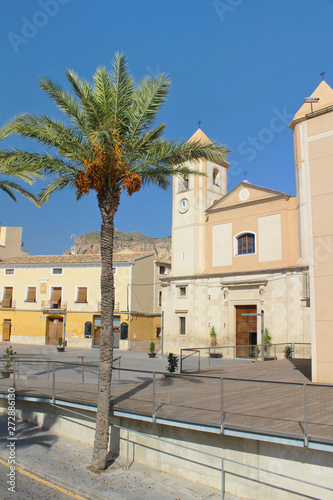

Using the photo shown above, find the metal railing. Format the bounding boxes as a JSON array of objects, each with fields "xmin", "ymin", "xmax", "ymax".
[
  {"xmin": 0, "ymin": 300, "xmax": 16, "ymax": 309},
  {"xmin": 1, "ymin": 356, "xmax": 333, "ymax": 449},
  {"xmin": 41, "ymin": 300, "xmax": 67, "ymax": 310},
  {"xmin": 180, "ymin": 342, "xmax": 312, "ymax": 372}
]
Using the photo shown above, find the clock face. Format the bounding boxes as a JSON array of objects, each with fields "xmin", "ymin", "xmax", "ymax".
[{"xmin": 179, "ymin": 198, "xmax": 189, "ymax": 213}]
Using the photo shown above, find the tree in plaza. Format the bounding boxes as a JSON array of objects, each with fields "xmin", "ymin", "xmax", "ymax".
[{"xmin": 0, "ymin": 54, "xmax": 229, "ymax": 471}]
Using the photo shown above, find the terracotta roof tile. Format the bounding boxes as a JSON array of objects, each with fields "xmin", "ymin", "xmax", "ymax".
[{"xmin": 0, "ymin": 252, "xmax": 149, "ymax": 266}]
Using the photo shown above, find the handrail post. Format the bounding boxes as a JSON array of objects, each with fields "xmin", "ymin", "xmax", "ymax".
[
  {"xmin": 274, "ymin": 344, "xmax": 277, "ymax": 360},
  {"xmin": 233, "ymin": 346, "xmax": 236, "ymax": 363},
  {"xmin": 220, "ymin": 377, "xmax": 224, "ymax": 434},
  {"xmin": 180, "ymin": 349, "xmax": 183, "ymax": 373},
  {"xmin": 198, "ymin": 350, "xmax": 200, "ymax": 373},
  {"xmin": 12, "ymin": 358, "xmax": 16, "ymax": 390},
  {"xmin": 303, "ymin": 383, "xmax": 308, "ymax": 447},
  {"xmin": 152, "ymin": 372, "xmax": 156, "ymax": 422},
  {"xmin": 47, "ymin": 359, "xmax": 49, "ymax": 381},
  {"xmin": 126, "ymin": 430, "xmax": 129, "ymax": 469},
  {"xmin": 221, "ymin": 458, "xmax": 225, "ymax": 500},
  {"xmin": 81, "ymin": 356, "xmax": 84, "ymax": 384},
  {"xmin": 17, "ymin": 358, "xmax": 19, "ymax": 380},
  {"xmin": 52, "ymin": 361, "xmax": 56, "ymax": 404}
]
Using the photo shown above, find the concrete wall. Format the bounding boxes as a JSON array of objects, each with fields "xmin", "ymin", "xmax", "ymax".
[{"xmin": 1, "ymin": 399, "xmax": 332, "ymax": 499}]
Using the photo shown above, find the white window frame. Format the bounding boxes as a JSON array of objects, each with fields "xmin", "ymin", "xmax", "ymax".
[
  {"xmin": 4, "ymin": 268, "xmax": 15, "ymax": 276},
  {"xmin": 177, "ymin": 285, "xmax": 188, "ymax": 297},
  {"xmin": 25, "ymin": 285, "xmax": 37, "ymax": 303},
  {"xmin": 2, "ymin": 285, "xmax": 14, "ymax": 300},
  {"xmin": 52, "ymin": 268, "xmax": 63, "ymax": 275},
  {"xmin": 234, "ymin": 231, "xmax": 256, "ymax": 257},
  {"xmin": 75, "ymin": 286, "xmax": 89, "ymax": 304}
]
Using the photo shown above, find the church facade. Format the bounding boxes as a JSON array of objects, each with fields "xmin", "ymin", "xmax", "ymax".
[{"xmin": 162, "ymin": 81, "xmax": 333, "ymax": 380}]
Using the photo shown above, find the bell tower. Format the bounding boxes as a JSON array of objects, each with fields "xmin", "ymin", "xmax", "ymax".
[
  {"xmin": 290, "ymin": 79, "xmax": 333, "ymax": 383},
  {"xmin": 171, "ymin": 128, "xmax": 229, "ymax": 276}
]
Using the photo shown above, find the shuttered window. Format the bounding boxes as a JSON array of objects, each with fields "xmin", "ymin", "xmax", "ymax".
[
  {"xmin": 2, "ymin": 287, "xmax": 13, "ymax": 308},
  {"xmin": 5, "ymin": 269, "xmax": 14, "ymax": 275},
  {"xmin": 76, "ymin": 287, "xmax": 87, "ymax": 303},
  {"xmin": 26, "ymin": 287, "xmax": 36, "ymax": 302},
  {"xmin": 49, "ymin": 288, "xmax": 62, "ymax": 305}
]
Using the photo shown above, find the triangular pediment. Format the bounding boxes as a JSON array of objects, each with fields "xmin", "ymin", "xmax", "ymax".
[
  {"xmin": 206, "ymin": 182, "xmax": 289, "ymax": 212},
  {"xmin": 290, "ymin": 81, "xmax": 333, "ymax": 128}
]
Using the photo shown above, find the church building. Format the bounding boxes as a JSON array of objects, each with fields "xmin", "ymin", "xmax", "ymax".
[{"xmin": 162, "ymin": 80, "xmax": 333, "ymax": 383}]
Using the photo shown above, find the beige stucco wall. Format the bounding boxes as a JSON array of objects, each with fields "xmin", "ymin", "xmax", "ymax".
[
  {"xmin": 291, "ymin": 84, "xmax": 333, "ymax": 383},
  {"xmin": 205, "ymin": 194, "xmax": 298, "ymax": 275},
  {"xmin": 0, "ymin": 227, "xmax": 28, "ymax": 259}
]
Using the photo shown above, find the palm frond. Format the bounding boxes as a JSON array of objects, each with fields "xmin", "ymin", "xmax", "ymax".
[
  {"xmin": 128, "ymin": 75, "xmax": 170, "ymax": 140},
  {"xmin": 0, "ymin": 178, "xmax": 39, "ymax": 205},
  {"xmin": 39, "ymin": 173, "xmax": 77, "ymax": 205},
  {"xmin": 38, "ymin": 76, "xmax": 88, "ymax": 132}
]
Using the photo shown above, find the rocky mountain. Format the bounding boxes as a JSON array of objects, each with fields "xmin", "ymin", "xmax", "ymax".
[{"xmin": 64, "ymin": 230, "xmax": 171, "ymax": 260}]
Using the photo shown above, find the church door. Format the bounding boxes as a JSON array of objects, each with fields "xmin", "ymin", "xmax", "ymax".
[
  {"xmin": 235, "ymin": 305, "xmax": 257, "ymax": 358},
  {"xmin": 2, "ymin": 320, "xmax": 11, "ymax": 341}
]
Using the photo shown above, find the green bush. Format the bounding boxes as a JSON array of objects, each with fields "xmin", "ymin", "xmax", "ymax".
[
  {"xmin": 149, "ymin": 342, "xmax": 155, "ymax": 354},
  {"xmin": 166, "ymin": 353, "xmax": 178, "ymax": 373}
]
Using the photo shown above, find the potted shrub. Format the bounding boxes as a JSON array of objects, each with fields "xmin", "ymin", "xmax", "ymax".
[
  {"xmin": 209, "ymin": 326, "xmax": 222, "ymax": 358},
  {"xmin": 1, "ymin": 345, "xmax": 16, "ymax": 378},
  {"xmin": 264, "ymin": 328, "xmax": 274, "ymax": 360},
  {"xmin": 57, "ymin": 337, "xmax": 65, "ymax": 352},
  {"xmin": 166, "ymin": 353, "xmax": 178, "ymax": 373},
  {"xmin": 284, "ymin": 345, "xmax": 293, "ymax": 359},
  {"xmin": 148, "ymin": 341, "xmax": 156, "ymax": 358}
]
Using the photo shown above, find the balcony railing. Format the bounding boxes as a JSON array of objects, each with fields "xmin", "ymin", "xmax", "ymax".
[
  {"xmin": 41, "ymin": 300, "xmax": 67, "ymax": 311},
  {"xmin": 0, "ymin": 300, "xmax": 16, "ymax": 309}
]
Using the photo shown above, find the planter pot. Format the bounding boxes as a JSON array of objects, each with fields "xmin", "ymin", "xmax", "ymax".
[
  {"xmin": 148, "ymin": 353, "xmax": 156, "ymax": 358},
  {"xmin": 1, "ymin": 370, "xmax": 12, "ymax": 378},
  {"xmin": 209, "ymin": 353, "xmax": 223, "ymax": 358},
  {"xmin": 57, "ymin": 347, "xmax": 65, "ymax": 352}
]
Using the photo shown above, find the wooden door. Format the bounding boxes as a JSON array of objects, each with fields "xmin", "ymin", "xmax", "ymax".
[
  {"xmin": 93, "ymin": 316, "xmax": 101, "ymax": 347},
  {"xmin": 48, "ymin": 317, "xmax": 63, "ymax": 345},
  {"xmin": 236, "ymin": 305, "xmax": 257, "ymax": 358},
  {"xmin": 2, "ymin": 320, "xmax": 11, "ymax": 341}
]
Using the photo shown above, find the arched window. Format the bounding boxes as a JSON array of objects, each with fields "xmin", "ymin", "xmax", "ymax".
[
  {"xmin": 179, "ymin": 175, "xmax": 189, "ymax": 192},
  {"xmin": 236, "ymin": 233, "xmax": 255, "ymax": 255},
  {"xmin": 212, "ymin": 168, "xmax": 220, "ymax": 187}
]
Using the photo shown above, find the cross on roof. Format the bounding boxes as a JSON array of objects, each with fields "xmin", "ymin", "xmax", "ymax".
[
  {"xmin": 198, "ymin": 120, "xmax": 201, "ymax": 129},
  {"xmin": 243, "ymin": 170, "xmax": 248, "ymax": 180},
  {"xmin": 320, "ymin": 70, "xmax": 326, "ymax": 81}
]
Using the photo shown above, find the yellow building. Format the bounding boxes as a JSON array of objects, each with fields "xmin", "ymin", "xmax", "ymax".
[{"xmin": 0, "ymin": 252, "xmax": 170, "ymax": 349}]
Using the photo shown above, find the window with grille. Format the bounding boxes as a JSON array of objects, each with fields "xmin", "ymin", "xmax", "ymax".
[
  {"xmin": 52, "ymin": 268, "xmax": 63, "ymax": 275},
  {"xmin": 5, "ymin": 269, "xmax": 14, "ymax": 275},
  {"xmin": 237, "ymin": 233, "xmax": 255, "ymax": 255},
  {"xmin": 180, "ymin": 316, "xmax": 186, "ymax": 335}
]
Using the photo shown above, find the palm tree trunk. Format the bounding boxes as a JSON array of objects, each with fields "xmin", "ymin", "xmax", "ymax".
[{"xmin": 91, "ymin": 190, "xmax": 118, "ymax": 472}]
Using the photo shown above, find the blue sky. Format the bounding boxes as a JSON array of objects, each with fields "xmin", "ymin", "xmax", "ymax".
[{"xmin": 0, "ymin": 0, "xmax": 332, "ymax": 255}]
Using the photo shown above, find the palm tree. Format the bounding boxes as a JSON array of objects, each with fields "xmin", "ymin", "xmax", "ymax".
[
  {"xmin": 0, "ymin": 120, "xmax": 39, "ymax": 204},
  {"xmin": 0, "ymin": 54, "xmax": 229, "ymax": 471}
]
